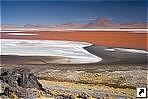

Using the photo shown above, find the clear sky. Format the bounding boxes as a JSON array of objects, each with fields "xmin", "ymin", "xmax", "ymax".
[{"xmin": 1, "ymin": 0, "xmax": 147, "ymax": 25}]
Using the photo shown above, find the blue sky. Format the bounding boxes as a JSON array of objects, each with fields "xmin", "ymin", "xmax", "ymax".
[{"xmin": 1, "ymin": 0, "xmax": 147, "ymax": 25}]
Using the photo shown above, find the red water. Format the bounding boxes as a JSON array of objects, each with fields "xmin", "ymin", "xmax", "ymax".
[{"xmin": 1, "ymin": 31, "xmax": 147, "ymax": 50}]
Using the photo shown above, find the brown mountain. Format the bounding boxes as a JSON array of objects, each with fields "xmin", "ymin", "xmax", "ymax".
[{"xmin": 83, "ymin": 17, "xmax": 120, "ymax": 28}]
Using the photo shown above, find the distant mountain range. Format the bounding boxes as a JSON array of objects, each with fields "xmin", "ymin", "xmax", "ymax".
[
  {"xmin": 1, "ymin": 17, "xmax": 147, "ymax": 30},
  {"xmin": 84, "ymin": 17, "xmax": 119, "ymax": 28}
]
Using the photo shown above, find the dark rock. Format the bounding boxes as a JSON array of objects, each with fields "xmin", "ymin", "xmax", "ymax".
[
  {"xmin": 76, "ymin": 93, "xmax": 89, "ymax": 99},
  {"xmin": 0, "ymin": 68, "xmax": 45, "ymax": 98},
  {"xmin": 55, "ymin": 94, "xmax": 73, "ymax": 99},
  {"xmin": 3, "ymin": 86, "xmax": 27, "ymax": 97}
]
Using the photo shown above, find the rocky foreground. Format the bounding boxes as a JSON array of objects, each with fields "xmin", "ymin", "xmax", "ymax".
[{"xmin": 0, "ymin": 63, "xmax": 147, "ymax": 99}]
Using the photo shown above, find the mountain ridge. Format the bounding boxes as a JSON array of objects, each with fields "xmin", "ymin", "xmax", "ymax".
[{"xmin": 1, "ymin": 17, "xmax": 147, "ymax": 29}]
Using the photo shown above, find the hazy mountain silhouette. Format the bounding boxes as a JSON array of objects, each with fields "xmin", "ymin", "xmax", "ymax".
[
  {"xmin": 1, "ymin": 17, "xmax": 147, "ymax": 30},
  {"xmin": 83, "ymin": 17, "xmax": 119, "ymax": 28}
]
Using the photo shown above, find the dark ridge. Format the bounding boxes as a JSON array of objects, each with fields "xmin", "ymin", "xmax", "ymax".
[{"xmin": 0, "ymin": 68, "xmax": 45, "ymax": 98}]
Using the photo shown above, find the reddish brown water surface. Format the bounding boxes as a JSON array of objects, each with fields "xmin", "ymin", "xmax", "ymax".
[{"xmin": 1, "ymin": 30, "xmax": 147, "ymax": 50}]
